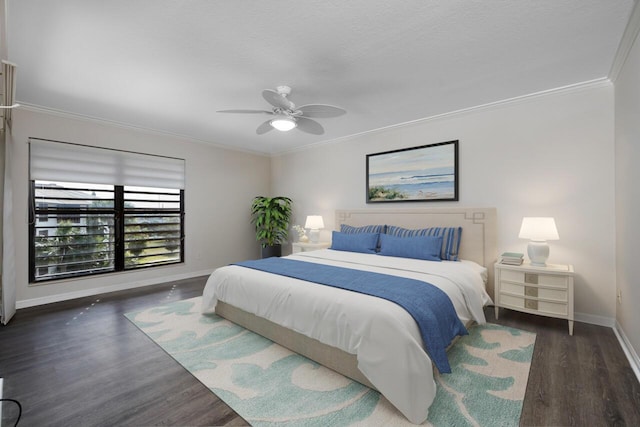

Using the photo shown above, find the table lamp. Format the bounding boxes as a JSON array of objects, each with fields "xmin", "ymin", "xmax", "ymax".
[
  {"xmin": 305, "ymin": 215, "xmax": 324, "ymax": 243},
  {"xmin": 518, "ymin": 217, "xmax": 559, "ymax": 266}
]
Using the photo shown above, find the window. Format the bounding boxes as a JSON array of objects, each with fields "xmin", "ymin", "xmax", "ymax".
[
  {"xmin": 30, "ymin": 181, "xmax": 184, "ymax": 282},
  {"xmin": 31, "ymin": 181, "xmax": 117, "ymax": 281},
  {"xmin": 123, "ymin": 186, "xmax": 183, "ymax": 270},
  {"xmin": 29, "ymin": 139, "xmax": 185, "ymax": 283}
]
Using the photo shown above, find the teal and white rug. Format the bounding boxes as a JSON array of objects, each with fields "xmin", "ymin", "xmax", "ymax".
[{"xmin": 126, "ymin": 297, "xmax": 535, "ymax": 426}]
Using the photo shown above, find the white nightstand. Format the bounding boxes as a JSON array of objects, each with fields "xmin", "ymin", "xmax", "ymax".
[
  {"xmin": 494, "ymin": 262, "xmax": 575, "ymax": 335},
  {"xmin": 291, "ymin": 241, "xmax": 331, "ymax": 253}
]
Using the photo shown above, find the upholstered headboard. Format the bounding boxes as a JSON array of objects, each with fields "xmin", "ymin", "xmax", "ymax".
[{"xmin": 335, "ymin": 208, "xmax": 498, "ymax": 296}]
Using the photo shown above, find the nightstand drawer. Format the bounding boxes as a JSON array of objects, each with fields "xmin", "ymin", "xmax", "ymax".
[
  {"xmin": 500, "ymin": 294, "xmax": 530, "ymax": 309},
  {"xmin": 501, "ymin": 269, "xmax": 568, "ymax": 288},
  {"xmin": 501, "ymin": 282, "xmax": 567, "ymax": 302},
  {"xmin": 500, "ymin": 294, "xmax": 568, "ymax": 316},
  {"xmin": 538, "ymin": 300, "xmax": 569, "ymax": 315}
]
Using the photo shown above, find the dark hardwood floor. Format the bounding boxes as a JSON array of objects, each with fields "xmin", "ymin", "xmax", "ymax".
[
  {"xmin": 1, "ymin": 276, "xmax": 639, "ymax": 426},
  {"xmin": 0, "ymin": 278, "xmax": 247, "ymax": 427},
  {"xmin": 487, "ymin": 308, "xmax": 640, "ymax": 427}
]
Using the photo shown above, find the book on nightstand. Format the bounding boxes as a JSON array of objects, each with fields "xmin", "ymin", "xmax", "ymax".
[{"xmin": 500, "ymin": 252, "xmax": 524, "ymax": 265}]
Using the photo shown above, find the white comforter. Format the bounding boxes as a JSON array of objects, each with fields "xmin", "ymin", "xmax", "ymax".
[{"xmin": 201, "ymin": 249, "xmax": 491, "ymax": 424}]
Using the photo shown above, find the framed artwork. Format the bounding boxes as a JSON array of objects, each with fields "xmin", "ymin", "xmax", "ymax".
[{"xmin": 366, "ymin": 140, "xmax": 458, "ymax": 203}]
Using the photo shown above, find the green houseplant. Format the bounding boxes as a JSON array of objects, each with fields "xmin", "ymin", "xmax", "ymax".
[{"xmin": 251, "ymin": 196, "xmax": 292, "ymax": 258}]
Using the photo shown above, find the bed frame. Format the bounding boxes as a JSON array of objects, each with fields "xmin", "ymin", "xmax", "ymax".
[{"xmin": 216, "ymin": 207, "xmax": 497, "ymax": 389}]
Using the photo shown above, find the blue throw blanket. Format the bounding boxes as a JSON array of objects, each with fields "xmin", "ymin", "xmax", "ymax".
[{"xmin": 234, "ymin": 257, "xmax": 467, "ymax": 373}]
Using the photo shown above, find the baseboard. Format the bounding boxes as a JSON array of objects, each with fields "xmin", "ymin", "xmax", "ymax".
[
  {"xmin": 614, "ymin": 321, "xmax": 640, "ymax": 383},
  {"xmin": 16, "ymin": 268, "xmax": 215, "ymax": 309},
  {"xmin": 574, "ymin": 311, "xmax": 615, "ymax": 328}
]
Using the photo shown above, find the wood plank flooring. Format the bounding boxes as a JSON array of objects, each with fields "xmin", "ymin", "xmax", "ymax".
[{"xmin": 1, "ymin": 276, "xmax": 639, "ymax": 426}]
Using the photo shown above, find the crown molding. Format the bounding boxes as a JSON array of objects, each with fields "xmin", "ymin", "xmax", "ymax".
[
  {"xmin": 17, "ymin": 103, "xmax": 270, "ymax": 157},
  {"xmin": 273, "ymin": 78, "xmax": 612, "ymax": 157},
  {"xmin": 609, "ymin": 0, "xmax": 640, "ymax": 82},
  {"xmin": 18, "ymin": 77, "xmax": 613, "ymax": 159}
]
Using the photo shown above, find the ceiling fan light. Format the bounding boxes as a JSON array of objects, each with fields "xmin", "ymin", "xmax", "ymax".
[{"xmin": 270, "ymin": 117, "xmax": 296, "ymax": 131}]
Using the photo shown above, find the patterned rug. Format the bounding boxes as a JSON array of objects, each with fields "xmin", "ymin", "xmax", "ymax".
[{"xmin": 125, "ymin": 297, "xmax": 535, "ymax": 426}]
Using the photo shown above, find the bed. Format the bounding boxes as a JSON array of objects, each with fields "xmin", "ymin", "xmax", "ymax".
[{"xmin": 202, "ymin": 207, "xmax": 497, "ymax": 424}]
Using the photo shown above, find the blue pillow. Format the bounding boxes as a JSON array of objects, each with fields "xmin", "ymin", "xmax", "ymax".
[
  {"xmin": 379, "ymin": 234, "xmax": 442, "ymax": 261},
  {"xmin": 385, "ymin": 226, "xmax": 462, "ymax": 261},
  {"xmin": 330, "ymin": 231, "xmax": 379, "ymax": 254},
  {"xmin": 340, "ymin": 224, "xmax": 385, "ymax": 250}
]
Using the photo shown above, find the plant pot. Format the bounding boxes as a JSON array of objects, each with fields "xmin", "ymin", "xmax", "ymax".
[{"xmin": 261, "ymin": 244, "xmax": 282, "ymax": 258}]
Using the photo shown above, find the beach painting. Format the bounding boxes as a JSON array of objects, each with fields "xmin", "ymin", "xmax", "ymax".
[{"xmin": 366, "ymin": 140, "xmax": 458, "ymax": 202}]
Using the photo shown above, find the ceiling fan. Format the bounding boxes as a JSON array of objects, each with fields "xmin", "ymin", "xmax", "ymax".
[{"xmin": 217, "ymin": 85, "xmax": 346, "ymax": 135}]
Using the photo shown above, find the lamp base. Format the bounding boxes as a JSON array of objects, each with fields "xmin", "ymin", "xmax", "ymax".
[
  {"xmin": 309, "ymin": 229, "xmax": 320, "ymax": 243},
  {"xmin": 527, "ymin": 241, "xmax": 549, "ymax": 266}
]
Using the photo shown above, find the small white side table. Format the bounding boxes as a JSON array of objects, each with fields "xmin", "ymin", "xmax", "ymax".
[
  {"xmin": 494, "ymin": 262, "xmax": 575, "ymax": 335},
  {"xmin": 291, "ymin": 241, "xmax": 331, "ymax": 253}
]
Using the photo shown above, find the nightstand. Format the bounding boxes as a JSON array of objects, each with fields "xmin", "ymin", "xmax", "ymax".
[
  {"xmin": 291, "ymin": 241, "xmax": 331, "ymax": 253},
  {"xmin": 494, "ymin": 262, "xmax": 575, "ymax": 335}
]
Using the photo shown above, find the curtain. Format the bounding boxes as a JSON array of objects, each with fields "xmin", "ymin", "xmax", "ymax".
[
  {"xmin": 1, "ymin": 60, "xmax": 17, "ymax": 130},
  {"xmin": 1, "ymin": 61, "xmax": 17, "ymax": 324},
  {"xmin": 1, "ymin": 131, "xmax": 16, "ymax": 324}
]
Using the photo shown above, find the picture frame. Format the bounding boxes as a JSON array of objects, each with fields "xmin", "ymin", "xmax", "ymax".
[{"xmin": 366, "ymin": 140, "xmax": 458, "ymax": 203}]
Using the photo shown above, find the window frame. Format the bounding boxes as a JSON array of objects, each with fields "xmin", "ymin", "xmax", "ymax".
[{"xmin": 29, "ymin": 181, "xmax": 185, "ymax": 283}]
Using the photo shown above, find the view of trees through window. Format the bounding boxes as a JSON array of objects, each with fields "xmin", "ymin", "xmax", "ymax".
[{"xmin": 30, "ymin": 181, "xmax": 183, "ymax": 282}]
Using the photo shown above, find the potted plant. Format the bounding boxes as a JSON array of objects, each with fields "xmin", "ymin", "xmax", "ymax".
[{"xmin": 251, "ymin": 196, "xmax": 292, "ymax": 258}]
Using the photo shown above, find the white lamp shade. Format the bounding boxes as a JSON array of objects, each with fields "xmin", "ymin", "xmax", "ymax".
[
  {"xmin": 304, "ymin": 215, "xmax": 324, "ymax": 230},
  {"xmin": 518, "ymin": 217, "xmax": 559, "ymax": 241},
  {"xmin": 305, "ymin": 215, "xmax": 324, "ymax": 244},
  {"xmin": 270, "ymin": 117, "xmax": 296, "ymax": 131}
]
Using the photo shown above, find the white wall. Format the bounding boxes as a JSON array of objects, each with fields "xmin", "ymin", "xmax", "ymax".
[
  {"xmin": 614, "ymin": 25, "xmax": 640, "ymax": 360},
  {"xmin": 8, "ymin": 108, "xmax": 270, "ymax": 306},
  {"xmin": 272, "ymin": 83, "xmax": 616, "ymax": 322}
]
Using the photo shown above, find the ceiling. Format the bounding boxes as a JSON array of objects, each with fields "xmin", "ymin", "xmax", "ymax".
[{"xmin": 5, "ymin": 0, "xmax": 635, "ymax": 155}]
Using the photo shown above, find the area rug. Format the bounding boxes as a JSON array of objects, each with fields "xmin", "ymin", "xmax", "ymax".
[{"xmin": 125, "ymin": 297, "xmax": 535, "ymax": 426}]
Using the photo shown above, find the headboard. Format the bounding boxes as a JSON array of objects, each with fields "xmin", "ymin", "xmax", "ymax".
[{"xmin": 335, "ymin": 208, "xmax": 498, "ymax": 297}]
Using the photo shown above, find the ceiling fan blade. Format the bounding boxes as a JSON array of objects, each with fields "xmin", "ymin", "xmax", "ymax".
[
  {"xmin": 217, "ymin": 109, "xmax": 272, "ymax": 114},
  {"xmin": 297, "ymin": 104, "xmax": 346, "ymax": 118},
  {"xmin": 256, "ymin": 120, "xmax": 274, "ymax": 135},
  {"xmin": 296, "ymin": 117, "xmax": 324, "ymax": 135},
  {"xmin": 262, "ymin": 89, "xmax": 294, "ymax": 110}
]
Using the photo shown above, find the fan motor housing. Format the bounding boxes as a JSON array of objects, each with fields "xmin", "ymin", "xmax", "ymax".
[{"xmin": 276, "ymin": 85, "xmax": 292, "ymax": 96}]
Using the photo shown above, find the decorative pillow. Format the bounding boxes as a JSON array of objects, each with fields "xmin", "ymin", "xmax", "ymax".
[
  {"xmin": 379, "ymin": 234, "xmax": 442, "ymax": 261},
  {"xmin": 385, "ymin": 225, "xmax": 462, "ymax": 261},
  {"xmin": 340, "ymin": 224, "xmax": 386, "ymax": 234},
  {"xmin": 340, "ymin": 224, "xmax": 385, "ymax": 251},
  {"xmin": 330, "ymin": 231, "xmax": 379, "ymax": 254}
]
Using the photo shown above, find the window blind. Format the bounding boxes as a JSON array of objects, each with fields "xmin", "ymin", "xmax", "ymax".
[{"xmin": 29, "ymin": 139, "xmax": 185, "ymax": 190}]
